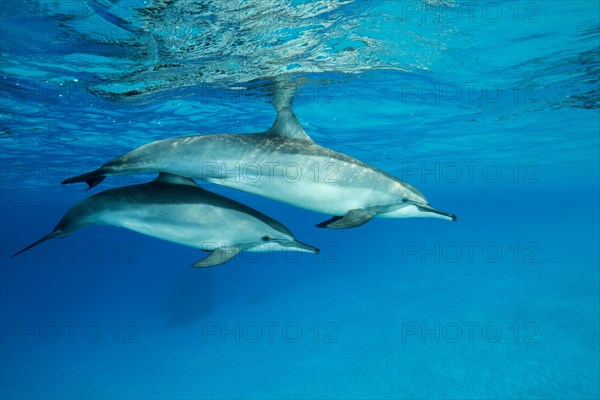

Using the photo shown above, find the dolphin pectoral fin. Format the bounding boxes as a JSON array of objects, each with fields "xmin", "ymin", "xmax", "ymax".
[
  {"xmin": 84, "ymin": 176, "xmax": 107, "ymax": 191},
  {"xmin": 192, "ymin": 246, "xmax": 241, "ymax": 268},
  {"xmin": 154, "ymin": 173, "xmax": 199, "ymax": 187},
  {"xmin": 315, "ymin": 216, "xmax": 343, "ymax": 228},
  {"xmin": 316, "ymin": 209, "xmax": 377, "ymax": 229},
  {"xmin": 62, "ymin": 169, "xmax": 106, "ymax": 190}
]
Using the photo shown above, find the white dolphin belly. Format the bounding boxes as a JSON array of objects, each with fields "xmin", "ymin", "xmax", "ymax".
[
  {"xmin": 97, "ymin": 205, "xmax": 267, "ymax": 250},
  {"xmin": 207, "ymin": 175, "xmax": 394, "ymax": 215}
]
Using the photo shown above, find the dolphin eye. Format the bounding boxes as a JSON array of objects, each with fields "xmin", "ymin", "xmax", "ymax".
[{"xmin": 262, "ymin": 235, "xmax": 270, "ymax": 241}]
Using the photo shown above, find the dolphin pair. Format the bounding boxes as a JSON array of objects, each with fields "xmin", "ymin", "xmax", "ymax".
[
  {"xmin": 62, "ymin": 86, "xmax": 457, "ymax": 228},
  {"xmin": 14, "ymin": 173, "xmax": 318, "ymax": 267}
]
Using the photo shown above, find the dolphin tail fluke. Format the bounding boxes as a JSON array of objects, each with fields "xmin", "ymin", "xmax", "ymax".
[
  {"xmin": 12, "ymin": 231, "xmax": 63, "ymax": 257},
  {"xmin": 62, "ymin": 169, "xmax": 107, "ymax": 190}
]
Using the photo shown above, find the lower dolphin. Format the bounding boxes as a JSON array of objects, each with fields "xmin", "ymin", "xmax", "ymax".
[
  {"xmin": 62, "ymin": 83, "xmax": 457, "ymax": 228},
  {"xmin": 15, "ymin": 173, "xmax": 319, "ymax": 267}
]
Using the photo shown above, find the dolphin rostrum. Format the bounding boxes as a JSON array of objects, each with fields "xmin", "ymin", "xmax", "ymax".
[
  {"xmin": 62, "ymin": 86, "xmax": 457, "ymax": 229},
  {"xmin": 15, "ymin": 173, "xmax": 319, "ymax": 267}
]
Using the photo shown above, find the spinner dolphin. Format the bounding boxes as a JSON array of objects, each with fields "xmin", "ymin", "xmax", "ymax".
[
  {"xmin": 63, "ymin": 85, "xmax": 456, "ymax": 229},
  {"xmin": 16, "ymin": 173, "xmax": 318, "ymax": 267}
]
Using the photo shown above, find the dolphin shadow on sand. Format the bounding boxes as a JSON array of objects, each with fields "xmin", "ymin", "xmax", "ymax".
[{"xmin": 163, "ymin": 267, "xmax": 216, "ymax": 327}]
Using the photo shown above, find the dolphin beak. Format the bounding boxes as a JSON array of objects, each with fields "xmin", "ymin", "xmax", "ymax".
[
  {"xmin": 417, "ymin": 204, "xmax": 458, "ymax": 221},
  {"xmin": 284, "ymin": 240, "xmax": 320, "ymax": 254}
]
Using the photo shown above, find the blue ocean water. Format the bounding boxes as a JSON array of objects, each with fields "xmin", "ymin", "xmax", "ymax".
[{"xmin": 1, "ymin": 0, "xmax": 599, "ymax": 399}]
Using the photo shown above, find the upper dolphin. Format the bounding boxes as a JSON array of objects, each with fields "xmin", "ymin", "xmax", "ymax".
[
  {"xmin": 62, "ymin": 84, "xmax": 456, "ymax": 228},
  {"xmin": 15, "ymin": 173, "xmax": 319, "ymax": 267}
]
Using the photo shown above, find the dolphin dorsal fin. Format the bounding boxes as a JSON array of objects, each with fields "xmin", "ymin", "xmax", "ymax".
[
  {"xmin": 265, "ymin": 76, "xmax": 313, "ymax": 143},
  {"xmin": 265, "ymin": 107, "xmax": 313, "ymax": 143},
  {"xmin": 154, "ymin": 173, "xmax": 199, "ymax": 187}
]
